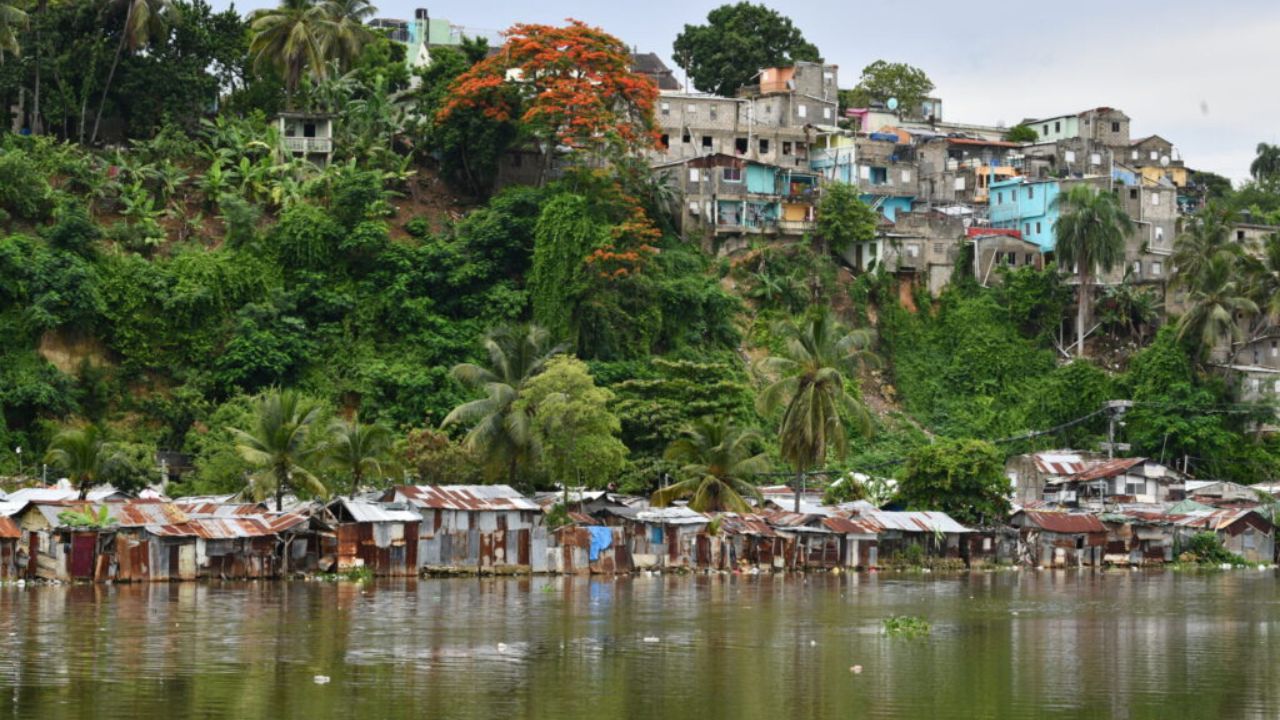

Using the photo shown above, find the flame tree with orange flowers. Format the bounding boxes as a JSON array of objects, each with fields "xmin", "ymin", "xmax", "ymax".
[{"xmin": 437, "ymin": 19, "xmax": 661, "ymax": 183}]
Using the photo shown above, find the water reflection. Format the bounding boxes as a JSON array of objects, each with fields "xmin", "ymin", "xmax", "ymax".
[{"xmin": 0, "ymin": 571, "xmax": 1278, "ymax": 719}]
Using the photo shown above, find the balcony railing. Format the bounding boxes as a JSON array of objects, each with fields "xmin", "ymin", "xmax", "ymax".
[{"xmin": 283, "ymin": 136, "xmax": 332, "ymax": 154}]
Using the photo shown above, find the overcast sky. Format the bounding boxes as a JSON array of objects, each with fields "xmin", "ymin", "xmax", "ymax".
[{"xmin": 222, "ymin": 0, "xmax": 1280, "ymax": 182}]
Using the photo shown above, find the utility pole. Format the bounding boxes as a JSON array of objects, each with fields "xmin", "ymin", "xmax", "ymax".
[{"xmin": 1101, "ymin": 400, "xmax": 1134, "ymax": 459}]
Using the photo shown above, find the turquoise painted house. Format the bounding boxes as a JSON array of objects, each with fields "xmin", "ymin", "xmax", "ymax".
[{"xmin": 988, "ymin": 177, "xmax": 1061, "ymax": 251}]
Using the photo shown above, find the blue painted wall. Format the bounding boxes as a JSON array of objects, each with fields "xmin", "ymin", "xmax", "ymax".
[{"xmin": 988, "ymin": 178, "xmax": 1060, "ymax": 251}]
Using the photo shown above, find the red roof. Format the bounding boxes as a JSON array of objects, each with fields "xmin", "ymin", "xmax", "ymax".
[
  {"xmin": 0, "ymin": 516, "xmax": 19, "ymax": 540},
  {"xmin": 947, "ymin": 137, "xmax": 1020, "ymax": 148},
  {"xmin": 966, "ymin": 227, "xmax": 1023, "ymax": 240},
  {"xmin": 1021, "ymin": 511, "xmax": 1106, "ymax": 533},
  {"xmin": 822, "ymin": 515, "xmax": 879, "ymax": 535}
]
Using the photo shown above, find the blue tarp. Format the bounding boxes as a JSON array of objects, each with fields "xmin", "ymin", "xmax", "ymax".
[{"xmin": 587, "ymin": 526, "xmax": 613, "ymax": 561}]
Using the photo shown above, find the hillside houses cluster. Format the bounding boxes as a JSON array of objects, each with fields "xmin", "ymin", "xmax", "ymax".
[{"xmin": 0, "ymin": 466, "xmax": 1276, "ymax": 583}]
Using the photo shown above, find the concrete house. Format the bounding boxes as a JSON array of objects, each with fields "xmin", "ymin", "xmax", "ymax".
[
  {"xmin": 276, "ymin": 112, "xmax": 333, "ymax": 165},
  {"xmin": 1042, "ymin": 457, "xmax": 1186, "ymax": 508}
]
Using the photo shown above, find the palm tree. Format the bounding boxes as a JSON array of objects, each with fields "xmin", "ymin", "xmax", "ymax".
[
  {"xmin": 44, "ymin": 426, "xmax": 118, "ymax": 500},
  {"xmin": 249, "ymin": 0, "xmax": 335, "ymax": 101},
  {"xmin": 0, "ymin": 0, "xmax": 28, "ymax": 64},
  {"xmin": 90, "ymin": 0, "xmax": 176, "ymax": 144},
  {"xmin": 652, "ymin": 417, "xmax": 769, "ymax": 513},
  {"xmin": 1172, "ymin": 204, "xmax": 1240, "ymax": 289},
  {"xmin": 1176, "ymin": 253, "xmax": 1259, "ymax": 359},
  {"xmin": 230, "ymin": 389, "xmax": 329, "ymax": 511},
  {"xmin": 321, "ymin": 0, "xmax": 375, "ymax": 70},
  {"xmin": 754, "ymin": 309, "xmax": 876, "ymax": 512},
  {"xmin": 443, "ymin": 324, "xmax": 564, "ymax": 488},
  {"xmin": 1250, "ymin": 142, "xmax": 1280, "ymax": 184},
  {"xmin": 1053, "ymin": 184, "xmax": 1132, "ymax": 357},
  {"xmin": 325, "ymin": 413, "xmax": 395, "ymax": 498}
]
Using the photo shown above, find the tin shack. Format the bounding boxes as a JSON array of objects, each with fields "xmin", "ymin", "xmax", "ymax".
[
  {"xmin": 387, "ymin": 485, "xmax": 548, "ymax": 573},
  {"xmin": 324, "ymin": 498, "xmax": 421, "ymax": 576},
  {"xmin": 1010, "ymin": 510, "xmax": 1107, "ymax": 567}
]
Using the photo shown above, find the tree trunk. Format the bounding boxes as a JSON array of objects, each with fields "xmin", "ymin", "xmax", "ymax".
[
  {"xmin": 31, "ymin": 0, "xmax": 44, "ymax": 135},
  {"xmin": 1076, "ymin": 271, "xmax": 1090, "ymax": 357},
  {"xmin": 794, "ymin": 470, "xmax": 803, "ymax": 513},
  {"xmin": 90, "ymin": 2, "xmax": 134, "ymax": 145}
]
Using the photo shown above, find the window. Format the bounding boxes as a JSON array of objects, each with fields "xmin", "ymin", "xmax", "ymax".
[
  {"xmin": 702, "ymin": 136, "xmax": 712, "ymax": 149},
  {"xmin": 1130, "ymin": 188, "xmax": 1138, "ymax": 200},
  {"xmin": 782, "ymin": 141, "xmax": 792, "ymax": 155},
  {"xmin": 1036, "ymin": 221, "xmax": 1042, "ymax": 234},
  {"xmin": 1125, "ymin": 478, "xmax": 1145, "ymax": 497},
  {"xmin": 1043, "ymin": 124, "xmax": 1049, "ymax": 135},
  {"xmin": 661, "ymin": 102, "xmax": 670, "ymax": 116},
  {"xmin": 823, "ymin": 71, "xmax": 834, "ymax": 85},
  {"xmin": 1238, "ymin": 230, "xmax": 1246, "ymax": 241},
  {"xmin": 1271, "ymin": 340, "xmax": 1278, "ymax": 358},
  {"xmin": 996, "ymin": 191, "xmax": 1002, "ymax": 203},
  {"xmin": 859, "ymin": 165, "xmax": 871, "ymax": 180},
  {"xmin": 934, "ymin": 242, "xmax": 944, "ymax": 254},
  {"xmin": 901, "ymin": 169, "xmax": 912, "ymax": 183},
  {"xmin": 797, "ymin": 104, "xmax": 808, "ymax": 118},
  {"xmin": 1111, "ymin": 121, "xmax": 1121, "ymax": 132},
  {"xmin": 955, "ymin": 177, "xmax": 967, "ymax": 190},
  {"xmin": 906, "ymin": 243, "xmax": 920, "ymax": 258},
  {"xmin": 689, "ymin": 169, "xmax": 700, "ymax": 182},
  {"xmin": 650, "ymin": 526, "xmax": 664, "ymax": 544},
  {"xmin": 303, "ymin": 123, "xmax": 317, "ymax": 138},
  {"xmin": 1027, "ymin": 186, "xmax": 1034, "ymax": 199},
  {"xmin": 1005, "ymin": 251, "xmax": 1017, "ymax": 265},
  {"xmin": 722, "ymin": 167, "xmax": 742, "ymax": 182},
  {"xmin": 1150, "ymin": 150, "xmax": 1158, "ymax": 161},
  {"xmin": 1155, "ymin": 226, "xmax": 1165, "ymax": 244},
  {"xmin": 759, "ymin": 138, "xmax": 770, "ymax": 154},
  {"xmin": 709, "ymin": 104, "xmax": 718, "ymax": 121},
  {"xmin": 1025, "ymin": 253, "xmax": 1035, "ymax": 265},
  {"xmin": 1151, "ymin": 261, "xmax": 1163, "ymax": 276},
  {"xmin": 1090, "ymin": 153, "xmax": 1101, "ymax": 165},
  {"xmin": 1054, "ymin": 121, "xmax": 1061, "ymax": 132},
  {"xmin": 1065, "ymin": 150, "xmax": 1076, "ymax": 163},
  {"xmin": 682, "ymin": 132, "xmax": 691, "ymax": 144},
  {"xmin": 1132, "ymin": 260, "xmax": 1142, "ymax": 275},
  {"xmin": 660, "ymin": 134, "xmax": 670, "ymax": 149},
  {"xmin": 1131, "ymin": 150, "xmax": 1139, "ymax": 160},
  {"xmin": 870, "ymin": 167, "xmax": 887, "ymax": 185},
  {"xmin": 1024, "ymin": 223, "xmax": 1031, "ymax": 235},
  {"xmin": 1151, "ymin": 193, "xmax": 1160, "ymax": 206},
  {"xmin": 735, "ymin": 137, "xmax": 748, "ymax": 155}
]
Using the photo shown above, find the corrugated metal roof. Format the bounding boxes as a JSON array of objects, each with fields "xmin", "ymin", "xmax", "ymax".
[
  {"xmin": 1019, "ymin": 511, "xmax": 1106, "ymax": 533},
  {"xmin": 634, "ymin": 506, "xmax": 709, "ymax": 525},
  {"xmin": 7, "ymin": 486, "xmax": 126, "ymax": 503},
  {"xmin": 1168, "ymin": 509, "xmax": 1265, "ymax": 531},
  {"xmin": 1067, "ymin": 458, "xmax": 1146, "ymax": 484},
  {"xmin": 0, "ymin": 500, "xmax": 27, "ymax": 517},
  {"xmin": 172, "ymin": 502, "xmax": 266, "ymax": 517},
  {"xmin": 0, "ymin": 516, "xmax": 19, "ymax": 539},
  {"xmin": 822, "ymin": 515, "xmax": 880, "ymax": 536},
  {"xmin": 860, "ymin": 510, "xmax": 972, "ymax": 534},
  {"xmin": 392, "ymin": 485, "xmax": 540, "ymax": 512},
  {"xmin": 146, "ymin": 512, "xmax": 310, "ymax": 539},
  {"xmin": 330, "ymin": 498, "xmax": 421, "ymax": 523},
  {"xmin": 713, "ymin": 513, "xmax": 777, "ymax": 537}
]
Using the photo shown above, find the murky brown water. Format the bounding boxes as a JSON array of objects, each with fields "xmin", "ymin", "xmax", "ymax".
[{"xmin": 0, "ymin": 571, "xmax": 1277, "ymax": 719}]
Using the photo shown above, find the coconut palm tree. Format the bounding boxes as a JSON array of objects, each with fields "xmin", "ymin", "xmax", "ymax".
[
  {"xmin": 1172, "ymin": 204, "xmax": 1241, "ymax": 289},
  {"xmin": 325, "ymin": 413, "xmax": 395, "ymax": 497},
  {"xmin": 0, "ymin": 0, "xmax": 28, "ymax": 64},
  {"xmin": 90, "ymin": 0, "xmax": 176, "ymax": 144},
  {"xmin": 230, "ymin": 389, "xmax": 329, "ymax": 511},
  {"xmin": 1176, "ymin": 253, "xmax": 1259, "ymax": 359},
  {"xmin": 1053, "ymin": 184, "xmax": 1132, "ymax": 357},
  {"xmin": 443, "ymin": 324, "xmax": 564, "ymax": 488},
  {"xmin": 754, "ymin": 309, "xmax": 876, "ymax": 512},
  {"xmin": 652, "ymin": 416, "xmax": 769, "ymax": 513},
  {"xmin": 249, "ymin": 0, "xmax": 334, "ymax": 101},
  {"xmin": 44, "ymin": 425, "xmax": 119, "ymax": 500},
  {"xmin": 321, "ymin": 0, "xmax": 375, "ymax": 70},
  {"xmin": 1250, "ymin": 142, "xmax": 1280, "ymax": 184}
]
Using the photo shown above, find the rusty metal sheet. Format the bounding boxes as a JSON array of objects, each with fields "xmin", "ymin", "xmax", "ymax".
[
  {"xmin": 390, "ymin": 485, "xmax": 540, "ymax": 512},
  {"xmin": 0, "ymin": 516, "xmax": 19, "ymax": 540},
  {"xmin": 1019, "ymin": 511, "xmax": 1106, "ymax": 534}
]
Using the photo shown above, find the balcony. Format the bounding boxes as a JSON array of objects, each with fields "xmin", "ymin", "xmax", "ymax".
[
  {"xmin": 283, "ymin": 136, "xmax": 332, "ymax": 154},
  {"xmin": 776, "ymin": 219, "xmax": 816, "ymax": 235}
]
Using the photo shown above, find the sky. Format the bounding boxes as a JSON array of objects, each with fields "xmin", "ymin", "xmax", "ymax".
[{"xmin": 220, "ymin": 0, "xmax": 1280, "ymax": 182}]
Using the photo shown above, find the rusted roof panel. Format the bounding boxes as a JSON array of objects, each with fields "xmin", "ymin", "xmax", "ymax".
[
  {"xmin": 1021, "ymin": 511, "xmax": 1106, "ymax": 533},
  {"xmin": 1067, "ymin": 458, "xmax": 1146, "ymax": 484},
  {"xmin": 146, "ymin": 512, "xmax": 310, "ymax": 539},
  {"xmin": 822, "ymin": 515, "xmax": 879, "ymax": 536},
  {"xmin": 714, "ymin": 513, "xmax": 777, "ymax": 537},
  {"xmin": 392, "ymin": 485, "xmax": 541, "ymax": 512},
  {"xmin": 172, "ymin": 502, "xmax": 266, "ymax": 518},
  {"xmin": 0, "ymin": 516, "xmax": 19, "ymax": 539}
]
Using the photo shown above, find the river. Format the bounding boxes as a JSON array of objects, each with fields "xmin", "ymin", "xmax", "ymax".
[{"xmin": 0, "ymin": 571, "xmax": 1276, "ymax": 719}]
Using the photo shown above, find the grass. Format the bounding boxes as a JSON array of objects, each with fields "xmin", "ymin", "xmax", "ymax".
[{"xmin": 883, "ymin": 615, "xmax": 931, "ymax": 638}]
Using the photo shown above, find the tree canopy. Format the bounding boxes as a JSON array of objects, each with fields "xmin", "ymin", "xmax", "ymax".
[
  {"xmin": 672, "ymin": 2, "xmax": 820, "ymax": 97},
  {"xmin": 845, "ymin": 60, "xmax": 935, "ymax": 114}
]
